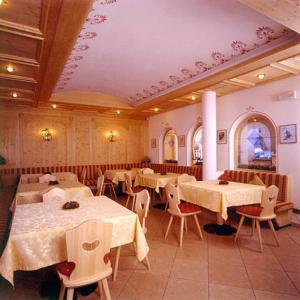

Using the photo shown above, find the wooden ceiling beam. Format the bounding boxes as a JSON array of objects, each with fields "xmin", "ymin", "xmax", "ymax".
[
  {"xmin": 0, "ymin": 96, "xmax": 33, "ymax": 102},
  {"xmin": 270, "ymin": 62, "xmax": 299, "ymax": 74},
  {"xmin": 0, "ymin": 86, "xmax": 34, "ymax": 94},
  {"xmin": 223, "ymin": 78, "xmax": 255, "ymax": 88},
  {"xmin": 0, "ymin": 54, "xmax": 40, "ymax": 67},
  {"xmin": 238, "ymin": 0, "xmax": 300, "ymax": 33},
  {"xmin": 36, "ymin": 0, "xmax": 94, "ymax": 104},
  {"xmin": 0, "ymin": 73, "xmax": 37, "ymax": 83}
]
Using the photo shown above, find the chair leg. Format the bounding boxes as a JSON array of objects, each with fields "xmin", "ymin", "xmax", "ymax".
[
  {"xmin": 131, "ymin": 194, "xmax": 136, "ymax": 211},
  {"xmin": 268, "ymin": 219, "xmax": 280, "ymax": 246},
  {"xmin": 113, "ymin": 246, "xmax": 121, "ymax": 281},
  {"xmin": 251, "ymin": 219, "xmax": 255, "ymax": 236},
  {"xmin": 165, "ymin": 216, "xmax": 173, "ymax": 239},
  {"xmin": 125, "ymin": 195, "xmax": 130, "ymax": 207},
  {"xmin": 184, "ymin": 217, "xmax": 188, "ymax": 232},
  {"xmin": 102, "ymin": 278, "xmax": 111, "ymax": 300},
  {"xmin": 234, "ymin": 215, "xmax": 245, "ymax": 243},
  {"xmin": 66, "ymin": 288, "xmax": 74, "ymax": 300},
  {"xmin": 256, "ymin": 220, "xmax": 263, "ymax": 252},
  {"xmin": 58, "ymin": 283, "xmax": 65, "ymax": 300},
  {"xmin": 144, "ymin": 255, "xmax": 151, "ymax": 270},
  {"xmin": 97, "ymin": 280, "xmax": 103, "ymax": 298},
  {"xmin": 164, "ymin": 199, "xmax": 169, "ymax": 211},
  {"xmin": 111, "ymin": 183, "xmax": 117, "ymax": 200},
  {"xmin": 179, "ymin": 217, "xmax": 184, "ymax": 247},
  {"xmin": 193, "ymin": 214, "xmax": 203, "ymax": 240}
]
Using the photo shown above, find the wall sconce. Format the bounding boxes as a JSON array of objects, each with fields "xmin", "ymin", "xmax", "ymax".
[
  {"xmin": 41, "ymin": 128, "xmax": 52, "ymax": 141},
  {"xmin": 108, "ymin": 131, "xmax": 117, "ymax": 142}
]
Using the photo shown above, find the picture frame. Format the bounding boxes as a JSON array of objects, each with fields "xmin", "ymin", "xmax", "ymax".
[
  {"xmin": 279, "ymin": 124, "xmax": 297, "ymax": 144},
  {"xmin": 217, "ymin": 129, "xmax": 227, "ymax": 144},
  {"xmin": 178, "ymin": 135, "xmax": 185, "ymax": 147},
  {"xmin": 151, "ymin": 138, "xmax": 157, "ymax": 148}
]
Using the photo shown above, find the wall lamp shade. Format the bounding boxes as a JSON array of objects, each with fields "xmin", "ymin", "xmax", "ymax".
[
  {"xmin": 41, "ymin": 128, "xmax": 52, "ymax": 141},
  {"xmin": 108, "ymin": 131, "xmax": 116, "ymax": 142}
]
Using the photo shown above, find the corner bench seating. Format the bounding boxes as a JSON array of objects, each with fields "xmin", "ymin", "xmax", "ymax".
[{"xmin": 223, "ymin": 170, "xmax": 294, "ymax": 228}]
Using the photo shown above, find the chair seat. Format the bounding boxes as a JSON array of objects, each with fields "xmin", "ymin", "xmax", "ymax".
[
  {"xmin": 179, "ymin": 202, "xmax": 201, "ymax": 214},
  {"xmin": 132, "ymin": 186, "xmax": 144, "ymax": 193},
  {"xmin": 56, "ymin": 261, "xmax": 76, "ymax": 277},
  {"xmin": 236, "ymin": 205, "xmax": 262, "ymax": 217},
  {"xmin": 104, "ymin": 178, "xmax": 113, "ymax": 184}
]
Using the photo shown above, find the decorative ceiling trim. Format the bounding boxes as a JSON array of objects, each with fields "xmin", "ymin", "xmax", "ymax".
[{"xmin": 129, "ymin": 26, "xmax": 291, "ymax": 105}]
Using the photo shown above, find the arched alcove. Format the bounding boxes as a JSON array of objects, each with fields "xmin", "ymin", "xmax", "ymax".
[
  {"xmin": 160, "ymin": 129, "xmax": 178, "ymax": 163},
  {"xmin": 229, "ymin": 112, "xmax": 277, "ymax": 171}
]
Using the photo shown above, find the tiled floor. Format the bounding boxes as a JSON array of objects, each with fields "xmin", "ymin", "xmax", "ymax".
[{"xmin": 0, "ymin": 195, "xmax": 300, "ymax": 300}]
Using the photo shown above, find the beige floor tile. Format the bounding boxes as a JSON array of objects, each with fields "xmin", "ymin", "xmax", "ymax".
[
  {"xmin": 170, "ymin": 258, "xmax": 208, "ymax": 282},
  {"xmin": 163, "ymin": 277, "xmax": 208, "ymax": 300},
  {"xmin": 241, "ymin": 251, "xmax": 283, "ymax": 271},
  {"xmin": 209, "ymin": 283, "xmax": 255, "ymax": 300},
  {"xmin": 276, "ymin": 255, "xmax": 300, "ymax": 273},
  {"xmin": 287, "ymin": 272, "xmax": 300, "ymax": 293},
  {"xmin": 175, "ymin": 240, "xmax": 208, "ymax": 261},
  {"xmin": 254, "ymin": 289, "xmax": 300, "ymax": 300},
  {"xmin": 120, "ymin": 271, "xmax": 168, "ymax": 300},
  {"xmin": 209, "ymin": 262, "xmax": 251, "ymax": 288},
  {"xmin": 247, "ymin": 267, "xmax": 299, "ymax": 295},
  {"xmin": 209, "ymin": 247, "xmax": 244, "ymax": 266}
]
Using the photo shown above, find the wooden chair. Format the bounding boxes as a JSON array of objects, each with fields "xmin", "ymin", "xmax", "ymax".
[
  {"xmin": 56, "ymin": 220, "xmax": 113, "ymax": 300},
  {"xmin": 79, "ymin": 167, "xmax": 87, "ymax": 185},
  {"xmin": 124, "ymin": 173, "xmax": 144, "ymax": 210},
  {"xmin": 234, "ymin": 185, "xmax": 279, "ymax": 252},
  {"xmin": 98, "ymin": 169, "xmax": 117, "ymax": 200},
  {"xmin": 39, "ymin": 174, "xmax": 57, "ymax": 183},
  {"xmin": 95, "ymin": 175, "xmax": 104, "ymax": 196},
  {"xmin": 113, "ymin": 190, "xmax": 151, "ymax": 281},
  {"xmin": 42, "ymin": 187, "xmax": 66, "ymax": 204},
  {"xmin": 164, "ymin": 183, "xmax": 203, "ymax": 247}
]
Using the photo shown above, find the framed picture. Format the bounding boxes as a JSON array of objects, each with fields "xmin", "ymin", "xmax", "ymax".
[
  {"xmin": 279, "ymin": 124, "xmax": 297, "ymax": 144},
  {"xmin": 217, "ymin": 129, "xmax": 227, "ymax": 144},
  {"xmin": 151, "ymin": 138, "xmax": 157, "ymax": 148},
  {"xmin": 178, "ymin": 135, "xmax": 185, "ymax": 147}
]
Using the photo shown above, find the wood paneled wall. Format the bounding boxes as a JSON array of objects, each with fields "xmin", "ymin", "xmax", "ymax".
[{"xmin": 0, "ymin": 107, "xmax": 147, "ymax": 168}]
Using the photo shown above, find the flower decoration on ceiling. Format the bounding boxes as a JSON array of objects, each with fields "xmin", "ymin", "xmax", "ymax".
[
  {"xmin": 211, "ymin": 52, "xmax": 227, "ymax": 64},
  {"xmin": 62, "ymin": 71, "xmax": 74, "ymax": 76},
  {"xmin": 97, "ymin": 0, "xmax": 117, "ymax": 4},
  {"xmin": 73, "ymin": 45, "xmax": 89, "ymax": 52},
  {"xmin": 195, "ymin": 61, "xmax": 209, "ymax": 72},
  {"xmin": 181, "ymin": 68, "xmax": 196, "ymax": 79},
  {"xmin": 256, "ymin": 26, "xmax": 274, "ymax": 41},
  {"xmin": 87, "ymin": 15, "xmax": 107, "ymax": 24},
  {"xmin": 79, "ymin": 32, "xmax": 97, "ymax": 40},
  {"xmin": 231, "ymin": 41, "xmax": 247, "ymax": 54},
  {"xmin": 65, "ymin": 64, "xmax": 79, "ymax": 69},
  {"xmin": 68, "ymin": 55, "xmax": 84, "ymax": 62},
  {"xmin": 169, "ymin": 75, "xmax": 182, "ymax": 84}
]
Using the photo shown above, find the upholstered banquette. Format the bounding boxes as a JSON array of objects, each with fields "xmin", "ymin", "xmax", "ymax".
[{"xmin": 223, "ymin": 170, "xmax": 294, "ymax": 228}]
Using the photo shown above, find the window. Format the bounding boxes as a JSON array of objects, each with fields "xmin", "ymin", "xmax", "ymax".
[
  {"xmin": 192, "ymin": 126, "xmax": 203, "ymax": 165},
  {"xmin": 235, "ymin": 115, "xmax": 276, "ymax": 171},
  {"xmin": 163, "ymin": 129, "xmax": 178, "ymax": 163}
]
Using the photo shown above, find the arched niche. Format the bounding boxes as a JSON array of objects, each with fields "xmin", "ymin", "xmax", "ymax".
[
  {"xmin": 159, "ymin": 129, "xmax": 178, "ymax": 163},
  {"xmin": 186, "ymin": 122, "xmax": 203, "ymax": 166},
  {"xmin": 229, "ymin": 111, "xmax": 277, "ymax": 171}
]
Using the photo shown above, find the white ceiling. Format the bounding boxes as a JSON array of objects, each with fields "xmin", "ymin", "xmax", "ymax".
[{"xmin": 54, "ymin": 0, "xmax": 294, "ymax": 106}]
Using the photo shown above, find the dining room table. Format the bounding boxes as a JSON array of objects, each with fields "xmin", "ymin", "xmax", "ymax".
[
  {"xmin": 19, "ymin": 172, "xmax": 78, "ymax": 184},
  {"xmin": 178, "ymin": 180, "xmax": 266, "ymax": 224},
  {"xmin": 104, "ymin": 168, "xmax": 141, "ymax": 184},
  {"xmin": 0, "ymin": 196, "xmax": 149, "ymax": 286},
  {"xmin": 11, "ymin": 180, "xmax": 93, "ymax": 210}
]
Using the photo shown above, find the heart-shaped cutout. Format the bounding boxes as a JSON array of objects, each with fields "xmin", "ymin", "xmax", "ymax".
[{"xmin": 82, "ymin": 240, "xmax": 100, "ymax": 251}]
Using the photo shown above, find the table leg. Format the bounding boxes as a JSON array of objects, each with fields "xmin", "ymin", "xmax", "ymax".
[
  {"xmin": 216, "ymin": 213, "xmax": 224, "ymax": 225},
  {"xmin": 113, "ymin": 246, "xmax": 121, "ymax": 281}
]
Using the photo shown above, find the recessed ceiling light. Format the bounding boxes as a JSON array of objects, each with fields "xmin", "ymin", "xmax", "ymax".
[
  {"xmin": 116, "ymin": 110, "xmax": 121, "ymax": 114},
  {"xmin": 52, "ymin": 104, "xmax": 57, "ymax": 108},
  {"xmin": 191, "ymin": 95, "xmax": 196, "ymax": 101},
  {"xmin": 6, "ymin": 65, "xmax": 14, "ymax": 73},
  {"xmin": 0, "ymin": 0, "xmax": 7, "ymax": 6},
  {"xmin": 154, "ymin": 108, "xmax": 159, "ymax": 112},
  {"xmin": 12, "ymin": 92, "xmax": 18, "ymax": 98},
  {"xmin": 257, "ymin": 74, "xmax": 265, "ymax": 80}
]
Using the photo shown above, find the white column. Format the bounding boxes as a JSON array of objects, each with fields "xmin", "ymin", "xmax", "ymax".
[{"xmin": 202, "ymin": 91, "xmax": 217, "ymax": 180}]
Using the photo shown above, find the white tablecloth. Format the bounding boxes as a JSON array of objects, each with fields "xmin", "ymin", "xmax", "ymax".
[
  {"xmin": 104, "ymin": 168, "xmax": 141, "ymax": 184},
  {"xmin": 0, "ymin": 196, "xmax": 149, "ymax": 286},
  {"xmin": 19, "ymin": 172, "xmax": 78, "ymax": 184},
  {"xmin": 135, "ymin": 173, "xmax": 182, "ymax": 193},
  {"xmin": 179, "ymin": 180, "xmax": 265, "ymax": 220}
]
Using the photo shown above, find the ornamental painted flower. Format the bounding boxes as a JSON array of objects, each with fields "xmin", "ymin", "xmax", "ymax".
[
  {"xmin": 73, "ymin": 45, "xmax": 89, "ymax": 52},
  {"xmin": 159, "ymin": 81, "xmax": 171, "ymax": 88},
  {"xmin": 87, "ymin": 15, "xmax": 107, "ymax": 24},
  {"xmin": 181, "ymin": 68, "xmax": 195, "ymax": 78},
  {"xmin": 195, "ymin": 61, "xmax": 209, "ymax": 72},
  {"xmin": 79, "ymin": 32, "xmax": 97, "ymax": 40},
  {"xmin": 256, "ymin": 26, "xmax": 274, "ymax": 40},
  {"xmin": 169, "ymin": 75, "xmax": 182, "ymax": 83},
  {"xmin": 211, "ymin": 52, "xmax": 226, "ymax": 64},
  {"xmin": 231, "ymin": 41, "xmax": 247, "ymax": 52}
]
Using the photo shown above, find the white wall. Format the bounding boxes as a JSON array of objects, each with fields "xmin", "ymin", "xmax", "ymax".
[{"xmin": 148, "ymin": 75, "xmax": 300, "ymax": 208}]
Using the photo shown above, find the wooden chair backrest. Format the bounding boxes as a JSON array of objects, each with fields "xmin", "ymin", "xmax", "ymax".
[
  {"xmin": 260, "ymin": 185, "xmax": 279, "ymax": 217},
  {"xmin": 42, "ymin": 187, "xmax": 66, "ymax": 204},
  {"xmin": 177, "ymin": 173, "xmax": 196, "ymax": 185},
  {"xmin": 142, "ymin": 168, "xmax": 154, "ymax": 174},
  {"xmin": 165, "ymin": 183, "xmax": 181, "ymax": 215},
  {"xmin": 97, "ymin": 168, "xmax": 103, "ymax": 177},
  {"xmin": 39, "ymin": 174, "xmax": 57, "ymax": 183},
  {"xmin": 96, "ymin": 175, "xmax": 104, "ymax": 196},
  {"xmin": 66, "ymin": 220, "xmax": 112, "ymax": 281},
  {"xmin": 124, "ymin": 173, "xmax": 133, "ymax": 195},
  {"xmin": 134, "ymin": 189, "xmax": 150, "ymax": 232}
]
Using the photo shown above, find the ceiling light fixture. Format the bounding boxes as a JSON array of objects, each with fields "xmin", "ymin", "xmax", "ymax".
[
  {"xmin": 12, "ymin": 92, "xmax": 18, "ymax": 98},
  {"xmin": 116, "ymin": 110, "xmax": 121, "ymax": 114},
  {"xmin": 154, "ymin": 108, "xmax": 159, "ymax": 112},
  {"xmin": 257, "ymin": 74, "xmax": 265, "ymax": 80},
  {"xmin": 0, "ymin": 0, "xmax": 8, "ymax": 6},
  {"xmin": 191, "ymin": 95, "xmax": 196, "ymax": 101},
  {"xmin": 6, "ymin": 65, "xmax": 14, "ymax": 73},
  {"xmin": 52, "ymin": 104, "xmax": 57, "ymax": 108}
]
